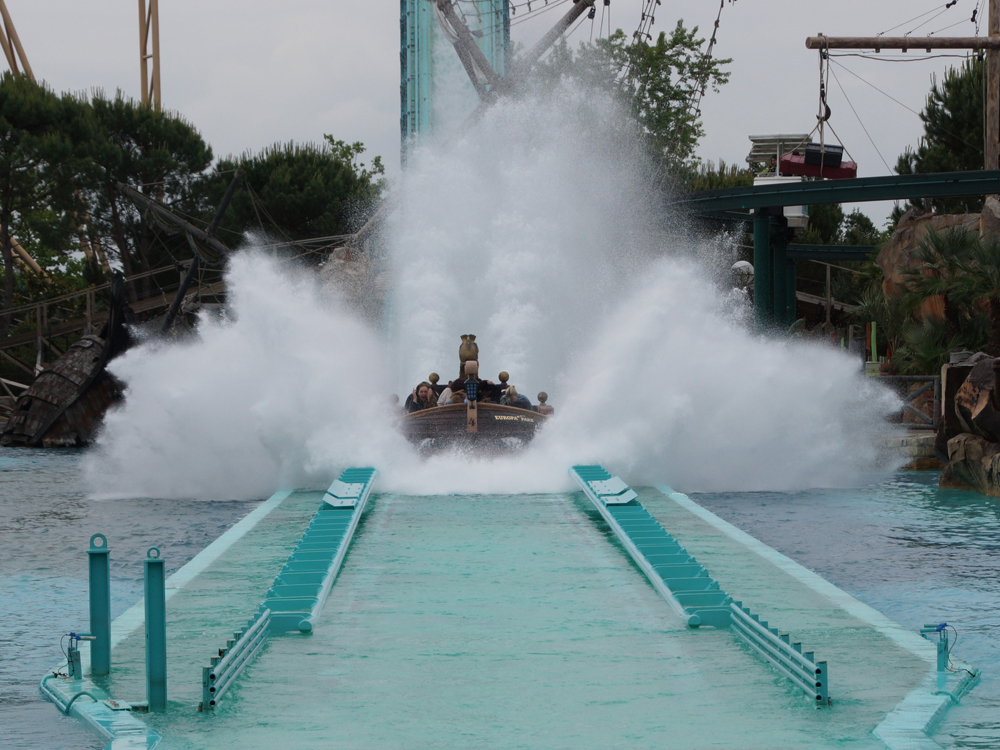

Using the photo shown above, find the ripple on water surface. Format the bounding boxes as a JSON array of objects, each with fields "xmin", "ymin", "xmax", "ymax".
[
  {"xmin": 0, "ymin": 448, "xmax": 260, "ymax": 750},
  {"xmin": 694, "ymin": 472, "xmax": 1000, "ymax": 750}
]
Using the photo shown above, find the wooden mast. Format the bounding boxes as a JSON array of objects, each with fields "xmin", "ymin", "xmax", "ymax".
[
  {"xmin": 0, "ymin": 0, "xmax": 34, "ymax": 83},
  {"xmin": 806, "ymin": 0, "xmax": 1000, "ymax": 170},
  {"xmin": 138, "ymin": 0, "xmax": 161, "ymax": 111}
]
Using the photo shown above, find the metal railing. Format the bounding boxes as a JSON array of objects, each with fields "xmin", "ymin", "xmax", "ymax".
[
  {"xmin": 730, "ymin": 603, "xmax": 829, "ymax": 705},
  {"xmin": 878, "ymin": 375, "xmax": 940, "ymax": 431},
  {"xmin": 200, "ymin": 609, "xmax": 272, "ymax": 711}
]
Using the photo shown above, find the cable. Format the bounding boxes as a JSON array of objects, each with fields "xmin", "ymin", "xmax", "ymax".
[
  {"xmin": 906, "ymin": 6, "xmax": 958, "ymax": 37},
  {"xmin": 690, "ymin": 0, "xmax": 729, "ymax": 117},
  {"xmin": 928, "ymin": 18, "xmax": 970, "ymax": 35},
  {"xmin": 828, "ymin": 64, "xmax": 894, "ymax": 174},
  {"xmin": 878, "ymin": 4, "xmax": 952, "ymax": 37},
  {"xmin": 829, "ymin": 58, "xmax": 983, "ymax": 154}
]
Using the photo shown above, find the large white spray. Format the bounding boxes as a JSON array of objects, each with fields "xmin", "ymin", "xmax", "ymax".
[{"xmin": 85, "ymin": 83, "xmax": 899, "ymax": 500}]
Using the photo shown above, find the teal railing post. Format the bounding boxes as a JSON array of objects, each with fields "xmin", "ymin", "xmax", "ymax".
[
  {"xmin": 921, "ymin": 623, "xmax": 950, "ymax": 672},
  {"xmin": 87, "ymin": 534, "xmax": 111, "ymax": 676},
  {"xmin": 144, "ymin": 547, "xmax": 167, "ymax": 711},
  {"xmin": 753, "ymin": 209, "xmax": 772, "ymax": 328}
]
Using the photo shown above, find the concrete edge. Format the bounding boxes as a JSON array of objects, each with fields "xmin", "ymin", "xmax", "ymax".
[
  {"xmin": 105, "ymin": 489, "xmax": 294, "ymax": 653},
  {"xmin": 873, "ymin": 669, "xmax": 982, "ymax": 750},
  {"xmin": 656, "ymin": 485, "xmax": 981, "ymax": 750},
  {"xmin": 656, "ymin": 485, "xmax": 937, "ymax": 662}
]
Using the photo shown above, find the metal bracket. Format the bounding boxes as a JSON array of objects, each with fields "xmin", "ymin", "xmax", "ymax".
[
  {"xmin": 324, "ymin": 481, "xmax": 365, "ymax": 508},
  {"xmin": 590, "ymin": 477, "xmax": 638, "ymax": 505}
]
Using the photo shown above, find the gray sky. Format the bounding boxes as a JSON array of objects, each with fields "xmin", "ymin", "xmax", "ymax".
[{"xmin": 8, "ymin": 1, "xmax": 986, "ymax": 224}]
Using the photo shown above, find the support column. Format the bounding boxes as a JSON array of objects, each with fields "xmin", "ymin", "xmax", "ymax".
[
  {"xmin": 772, "ymin": 235, "xmax": 787, "ymax": 327},
  {"xmin": 87, "ymin": 534, "xmax": 111, "ymax": 676},
  {"xmin": 753, "ymin": 210, "xmax": 772, "ymax": 328},
  {"xmin": 786, "ymin": 259, "xmax": 798, "ymax": 325},
  {"xmin": 144, "ymin": 547, "xmax": 167, "ymax": 711},
  {"xmin": 989, "ymin": 0, "xmax": 999, "ymax": 172}
]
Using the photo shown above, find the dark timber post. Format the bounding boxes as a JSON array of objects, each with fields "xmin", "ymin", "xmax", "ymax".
[
  {"xmin": 753, "ymin": 209, "xmax": 772, "ymax": 328},
  {"xmin": 161, "ymin": 168, "xmax": 243, "ymax": 334}
]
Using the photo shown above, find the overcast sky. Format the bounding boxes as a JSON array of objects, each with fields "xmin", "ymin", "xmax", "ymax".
[{"xmin": 7, "ymin": 1, "xmax": 987, "ymax": 224}]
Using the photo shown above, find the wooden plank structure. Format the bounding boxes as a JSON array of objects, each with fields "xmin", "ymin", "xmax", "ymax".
[{"xmin": 1, "ymin": 275, "xmax": 134, "ymax": 447}]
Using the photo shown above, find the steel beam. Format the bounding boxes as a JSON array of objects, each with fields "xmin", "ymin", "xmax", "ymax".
[{"xmin": 673, "ymin": 171, "xmax": 1000, "ymax": 214}]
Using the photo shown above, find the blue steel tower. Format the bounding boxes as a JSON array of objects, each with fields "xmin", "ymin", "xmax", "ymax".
[{"xmin": 401, "ymin": 1, "xmax": 510, "ymax": 166}]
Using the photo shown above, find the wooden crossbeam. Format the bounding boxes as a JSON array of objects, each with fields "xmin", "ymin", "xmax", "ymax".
[
  {"xmin": 806, "ymin": 36, "xmax": 1000, "ymax": 52},
  {"xmin": 0, "ymin": 347, "xmax": 34, "ymax": 377}
]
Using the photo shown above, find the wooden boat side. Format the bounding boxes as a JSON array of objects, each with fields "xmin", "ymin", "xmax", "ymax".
[{"xmin": 404, "ymin": 402, "xmax": 547, "ymax": 444}]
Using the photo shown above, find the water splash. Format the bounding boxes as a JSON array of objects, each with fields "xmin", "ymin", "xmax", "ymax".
[
  {"xmin": 84, "ymin": 254, "xmax": 405, "ymax": 500},
  {"xmin": 85, "ymin": 84, "xmax": 900, "ymax": 500}
]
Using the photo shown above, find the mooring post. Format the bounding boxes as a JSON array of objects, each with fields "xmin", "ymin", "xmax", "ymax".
[
  {"xmin": 753, "ymin": 209, "xmax": 772, "ymax": 328},
  {"xmin": 144, "ymin": 547, "xmax": 167, "ymax": 711},
  {"xmin": 87, "ymin": 534, "xmax": 111, "ymax": 675}
]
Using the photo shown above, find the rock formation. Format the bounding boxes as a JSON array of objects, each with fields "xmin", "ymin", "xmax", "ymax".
[{"xmin": 937, "ymin": 352, "xmax": 1000, "ymax": 496}]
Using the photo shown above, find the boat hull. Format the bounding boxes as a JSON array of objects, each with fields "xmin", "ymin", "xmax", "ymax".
[{"xmin": 403, "ymin": 403, "xmax": 547, "ymax": 452}]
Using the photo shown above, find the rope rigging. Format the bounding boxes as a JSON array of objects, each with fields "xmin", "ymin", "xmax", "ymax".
[{"xmin": 689, "ymin": 0, "xmax": 734, "ymax": 117}]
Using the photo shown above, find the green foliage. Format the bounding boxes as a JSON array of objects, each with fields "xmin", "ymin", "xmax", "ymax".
[
  {"xmin": 896, "ymin": 58, "xmax": 986, "ymax": 213},
  {"xmin": 797, "ymin": 205, "xmax": 885, "ymax": 247},
  {"xmin": 87, "ymin": 92, "xmax": 213, "ymax": 281},
  {"xmin": 0, "ymin": 73, "xmax": 94, "ymax": 333},
  {"xmin": 842, "ymin": 209, "xmax": 881, "ymax": 246},
  {"xmin": 323, "ymin": 136, "xmax": 386, "ymax": 186},
  {"xmin": 860, "ymin": 227, "xmax": 1000, "ymax": 373},
  {"xmin": 685, "ymin": 159, "xmax": 753, "ymax": 192},
  {"xmin": 211, "ymin": 140, "xmax": 383, "ymax": 244},
  {"xmin": 0, "ymin": 71, "xmax": 388, "ymax": 346},
  {"xmin": 799, "ymin": 204, "xmax": 845, "ymax": 245},
  {"xmin": 534, "ymin": 23, "xmax": 730, "ymax": 175}
]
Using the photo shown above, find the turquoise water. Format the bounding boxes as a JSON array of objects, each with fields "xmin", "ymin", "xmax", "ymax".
[
  {"xmin": 2, "ymin": 451, "xmax": 997, "ymax": 749},
  {"xmin": 695, "ymin": 473, "xmax": 1000, "ymax": 749},
  {"xmin": 0, "ymin": 449, "xmax": 258, "ymax": 750}
]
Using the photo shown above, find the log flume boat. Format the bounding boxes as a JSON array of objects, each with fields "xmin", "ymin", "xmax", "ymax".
[{"xmin": 401, "ymin": 335, "xmax": 552, "ymax": 452}]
